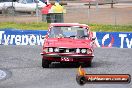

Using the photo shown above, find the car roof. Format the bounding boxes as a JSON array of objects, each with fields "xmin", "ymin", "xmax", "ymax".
[{"xmin": 50, "ymin": 23, "xmax": 89, "ymax": 28}]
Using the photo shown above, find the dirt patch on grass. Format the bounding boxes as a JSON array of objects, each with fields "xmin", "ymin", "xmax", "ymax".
[{"xmin": 0, "ymin": 6, "xmax": 132, "ymax": 25}]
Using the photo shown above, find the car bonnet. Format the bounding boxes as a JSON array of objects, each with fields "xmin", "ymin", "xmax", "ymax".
[{"xmin": 44, "ymin": 38, "xmax": 92, "ymax": 48}]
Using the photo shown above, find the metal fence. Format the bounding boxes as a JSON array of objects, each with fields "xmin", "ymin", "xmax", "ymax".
[
  {"xmin": 0, "ymin": 0, "xmax": 132, "ymax": 25},
  {"xmin": 64, "ymin": 4, "xmax": 132, "ymax": 25}
]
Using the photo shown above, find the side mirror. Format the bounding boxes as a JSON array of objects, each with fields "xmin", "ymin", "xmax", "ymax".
[
  {"xmin": 41, "ymin": 35, "xmax": 46, "ymax": 39},
  {"xmin": 34, "ymin": 0, "xmax": 39, "ymax": 3},
  {"xmin": 92, "ymin": 37, "xmax": 96, "ymax": 40}
]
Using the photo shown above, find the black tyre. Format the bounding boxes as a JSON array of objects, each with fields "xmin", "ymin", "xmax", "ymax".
[
  {"xmin": 83, "ymin": 61, "xmax": 92, "ymax": 67},
  {"xmin": 42, "ymin": 59, "xmax": 50, "ymax": 68},
  {"xmin": 6, "ymin": 7, "xmax": 15, "ymax": 16}
]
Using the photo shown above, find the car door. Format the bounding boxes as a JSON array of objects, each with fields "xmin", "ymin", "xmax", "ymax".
[
  {"xmin": 25, "ymin": 0, "xmax": 36, "ymax": 11},
  {"xmin": 15, "ymin": 0, "xmax": 36, "ymax": 12}
]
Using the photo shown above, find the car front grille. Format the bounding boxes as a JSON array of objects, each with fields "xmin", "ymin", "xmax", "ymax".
[
  {"xmin": 47, "ymin": 47, "xmax": 89, "ymax": 54},
  {"xmin": 58, "ymin": 48, "xmax": 76, "ymax": 53}
]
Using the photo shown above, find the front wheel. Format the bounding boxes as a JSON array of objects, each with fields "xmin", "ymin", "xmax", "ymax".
[
  {"xmin": 6, "ymin": 7, "xmax": 15, "ymax": 16},
  {"xmin": 42, "ymin": 59, "xmax": 50, "ymax": 68},
  {"xmin": 83, "ymin": 61, "xmax": 92, "ymax": 67}
]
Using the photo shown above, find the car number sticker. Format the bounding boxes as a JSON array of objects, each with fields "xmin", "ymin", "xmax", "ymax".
[{"xmin": 61, "ymin": 57, "xmax": 73, "ymax": 62}]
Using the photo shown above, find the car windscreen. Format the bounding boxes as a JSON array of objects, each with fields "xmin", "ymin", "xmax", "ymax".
[
  {"xmin": 27, "ymin": 0, "xmax": 34, "ymax": 3},
  {"xmin": 48, "ymin": 26, "xmax": 89, "ymax": 39}
]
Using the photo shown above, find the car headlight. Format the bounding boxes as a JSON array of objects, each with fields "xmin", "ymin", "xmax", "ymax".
[
  {"xmin": 43, "ymin": 48, "xmax": 48, "ymax": 53},
  {"xmin": 76, "ymin": 48, "xmax": 80, "ymax": 53},
  {"xmin": 48, "ymin": 48, "xmax": 53, "ymax": 52},
  {"xmin": 54, "ymin": 48, "xmax": 59, "ymax": 52},
  {"xmin": 81, "ymin": 49, "xmax": 87, "ymax": 54},
  {"xmin": 87, "ymin": 49, "xmax": 92, "ymax": 54},
  {"xmin": 66, "ymin": 49, "xmax": 69, "ymax": 53}
]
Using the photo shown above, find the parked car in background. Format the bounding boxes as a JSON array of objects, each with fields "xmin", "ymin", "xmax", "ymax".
[
  {"xmin": 41, "ymin": 23, "xmax": 96, "ymax": 68},
  {"xmin": 0, "ymin": 0, "xmax": 46, "ymax": 14}
]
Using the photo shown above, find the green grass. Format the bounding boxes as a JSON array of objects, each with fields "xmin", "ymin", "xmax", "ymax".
[
  {"xmin": 89, "ymin": 24, "xmax": 132, "ymax": 32},
  {"xmin": 0, "ymin": 22, "xmax": 48, "ymax": 30},
  {"xmin": 0, "ymin": 22, "xmax": 132, "ymax": 32}
]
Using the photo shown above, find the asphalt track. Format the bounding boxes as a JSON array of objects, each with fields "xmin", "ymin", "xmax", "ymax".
[{"xmin": 0, "ymin": 46, "xmax": 132, "ymax": 88}]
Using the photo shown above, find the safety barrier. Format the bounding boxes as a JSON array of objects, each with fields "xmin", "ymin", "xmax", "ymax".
[
  {"xmin": 0, "ymin": 29, "xmax": 47, "ymax": 45},
  {"xmin": 93, "ymin": 32, "xmax": 132, "ymax": 48},
  {"xmin": 0, "ymin": 29, "xmax": 131, "ymax": 48}
]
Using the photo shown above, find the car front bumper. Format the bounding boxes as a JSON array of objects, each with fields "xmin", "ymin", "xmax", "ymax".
[{"xmin": 40, "ymin": 52, "xmax": 94, "ymax": 62}]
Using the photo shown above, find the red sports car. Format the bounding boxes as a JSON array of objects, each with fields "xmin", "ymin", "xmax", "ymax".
[{"xmin": 41, "ymin": 23, "xmax": 95, "ymax": 68}]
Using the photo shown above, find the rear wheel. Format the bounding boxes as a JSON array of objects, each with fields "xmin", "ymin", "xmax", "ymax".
[{"xmin": 42, "ymin": 59, "xmax": 50, "ymax": 68}]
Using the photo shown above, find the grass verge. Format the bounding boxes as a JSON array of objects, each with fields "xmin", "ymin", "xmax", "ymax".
[
  {"xmin": 89, "ymin": 24, "xmax": 132, "ymax": 32},
  {"xmin": 0, "ymin": 22, "xmax": 48, "ymax": 30},
  {"xmin": 0, "ymin": 22, "xmax": 132, "ymax": 32}
]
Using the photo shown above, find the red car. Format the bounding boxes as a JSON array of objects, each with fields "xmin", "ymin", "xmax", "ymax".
[{"xmin": 41, "ymin": 23, "xmax": 95, "ymax": 68}]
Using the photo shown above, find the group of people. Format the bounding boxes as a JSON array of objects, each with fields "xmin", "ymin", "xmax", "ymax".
[{"xmin": 41, "ymin": 1, "xmax": 65, "ymax": 14}]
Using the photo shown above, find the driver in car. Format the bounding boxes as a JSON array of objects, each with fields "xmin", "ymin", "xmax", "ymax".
[{"xmin": 53, "ymin": 27, "xmax": 65, "ymax": 38}]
